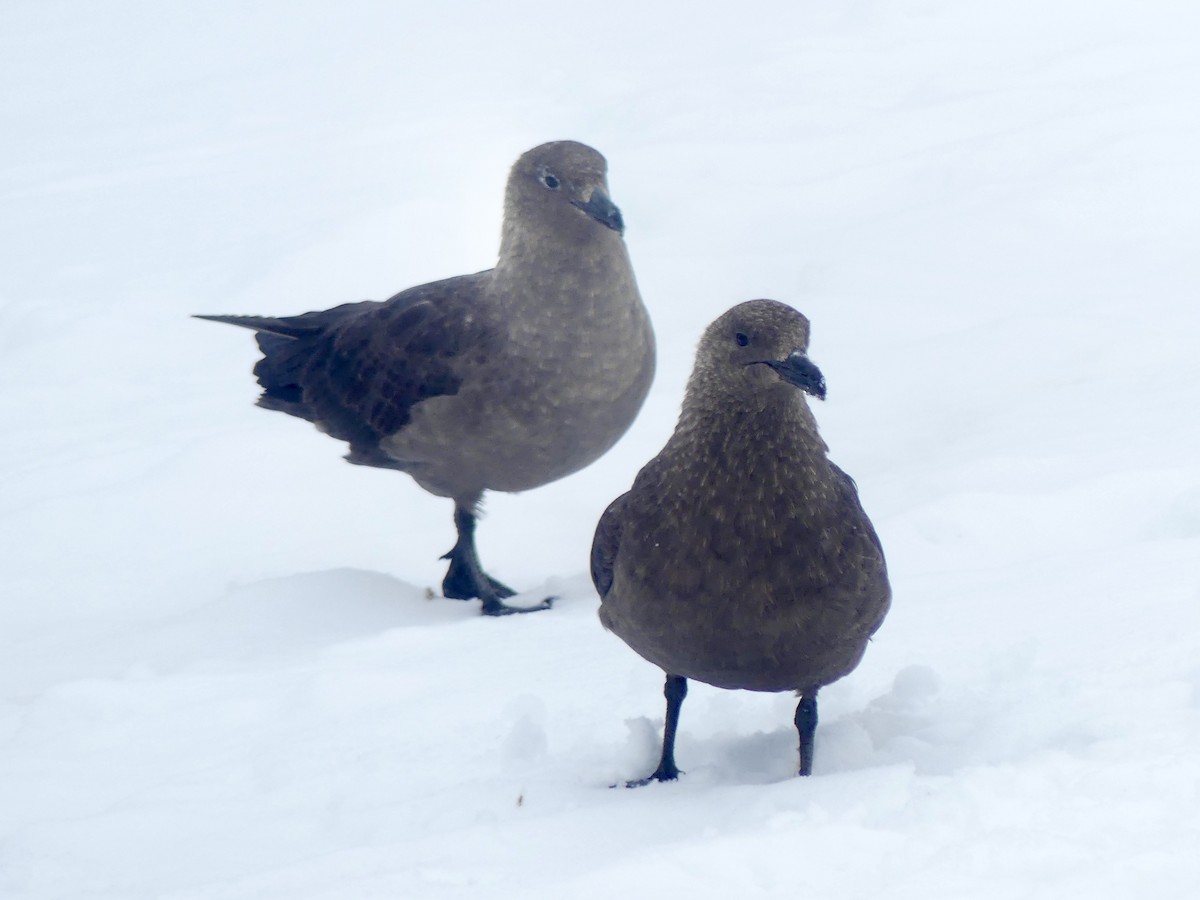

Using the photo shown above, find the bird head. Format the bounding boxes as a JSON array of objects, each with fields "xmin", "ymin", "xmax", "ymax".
[
  {"xmin": 503, "ymin": 141, "xmax": 626, "ymax": 244},
  {"xmin": 700, "ymin": 299, "xmax": 826, "ymax": 401}
]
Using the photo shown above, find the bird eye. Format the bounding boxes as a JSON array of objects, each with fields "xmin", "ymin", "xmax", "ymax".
[
  {"xmin": 735, "ymin": 332, "xmax": 749, "ymax": 347},
  {"xmin": 542, "ymin": 173, "xmax": 560, "ymax": 190}
]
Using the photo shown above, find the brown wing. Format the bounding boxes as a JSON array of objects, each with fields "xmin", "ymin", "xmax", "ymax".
[
  {"xmin": 199, "ymin": 271, "xmax": 495, "ymax": 469},
  {"xmin": 591, "ymin": 491, "xmax": 630, "ymax": 599},
  {"xmin": 823, "ymin": 461, "xmax": 891, "ymax": 638}
]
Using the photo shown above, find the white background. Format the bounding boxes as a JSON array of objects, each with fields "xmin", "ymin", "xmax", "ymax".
[{"xmin": 2, "ymin": 1, "xmax": 1198, "ymax": 897}]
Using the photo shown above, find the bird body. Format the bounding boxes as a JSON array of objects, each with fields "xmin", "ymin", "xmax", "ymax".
[
  {"xmin": 201, "ymin": 141, "xmax": 654, "ymax": 614},
  {"xmin": 592, "ymin": 299, "xmax": 889, "ymax": 777},
  {"xmin": 596, "ymin": 417, "xmax": 884, "ymax": 693}
]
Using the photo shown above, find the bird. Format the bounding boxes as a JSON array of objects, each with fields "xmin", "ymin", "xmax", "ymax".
[
  {"xmin": 591, "ymin": 299, "xmax": 889, "ymax": 781},
  {"xmin": 198, "ymin": 140, "xmax": 655, "ymax": 616}
]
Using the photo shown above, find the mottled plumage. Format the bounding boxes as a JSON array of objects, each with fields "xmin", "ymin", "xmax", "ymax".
[
  {"xmin": 200, "ymin": 141, "xmax": 655, "ymax": 615},
  {"xmin": 592, "ymin": 299, "xmax": 889, "ymax": 780}
]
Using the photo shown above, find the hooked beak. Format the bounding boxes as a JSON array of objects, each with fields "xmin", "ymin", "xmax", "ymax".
[
  {"xmin": 571, "ymin": 187, "xmax": 625, "ymax": 234},
  {"xmin": 763, "ymin": 352, "xmax": 827, "ymax": 400}
]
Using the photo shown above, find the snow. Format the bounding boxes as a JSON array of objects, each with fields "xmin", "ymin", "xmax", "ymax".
[{"xmin": 3, "ymin": 0, "xmax": 1199, "ymax": 896}]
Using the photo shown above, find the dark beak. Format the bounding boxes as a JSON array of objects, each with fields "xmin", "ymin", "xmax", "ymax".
[
  {"xmin": 571, "ymin": 187, "xmax": 625, "ymax": 234},
  {"xmin": 764, "ymin": 352, "xmax": 826, "ymax": 400}
]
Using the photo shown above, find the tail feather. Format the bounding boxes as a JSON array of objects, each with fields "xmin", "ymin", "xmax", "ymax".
[
  {"xmin": 193, "ymin": 312, "xmax": 320, "ymax": 339},
  {"xmin": 252, "ymin": 331, "xmax": 310, "ymax": 415},
  {"xmin": 193, "ymin": 301, "xmax": 377, "ymax": 338},
  {"xmin": 196, "ymin": 301, "xmax": 379, "ymax": 419}
]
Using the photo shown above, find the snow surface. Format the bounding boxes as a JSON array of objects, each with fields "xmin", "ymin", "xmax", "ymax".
[{"xmin": 3, "ymin": 1, "xmax": 1200, "ymax": 897}]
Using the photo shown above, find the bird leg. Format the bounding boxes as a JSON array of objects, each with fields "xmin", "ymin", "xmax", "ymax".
[
  {"xmin": 441, "ymin": 503, "xmax": 516, "ymax": 599},
  {"xmin": 440, "ymin": 503, "xmax": 553, "ymax": 616},
  {"xmin": 626, "ymin": 674, "xmax": 687, "ymax": 787},
  {"xmin": 795, "ymin": 692, "xmax": 819, "ymax": 776}
]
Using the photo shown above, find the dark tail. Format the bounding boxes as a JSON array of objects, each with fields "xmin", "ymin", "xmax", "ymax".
[
  {"xmin": 194, "ymin": 302, "xmax": 376, "ymax": 420},
  {"xmin": 195, "ymin": 311, "xmax": 336, "ymax": 338}
]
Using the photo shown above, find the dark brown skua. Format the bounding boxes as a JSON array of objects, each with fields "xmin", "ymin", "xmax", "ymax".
[
  {"xmin": 592, "ymin": 299, "xmax": 889, "ymax": 781},
  {"xmin": 199, "ymin": 141, "xmax": 655, "ymax": 615}
]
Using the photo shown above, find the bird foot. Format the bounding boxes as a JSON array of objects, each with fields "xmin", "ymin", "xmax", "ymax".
[
  {"xmin": 440, "ymin": 551, "xmax": 517, "ymax": 601},
  {"xmin": 620, "ymin": 764, "xmax": 682, "ymax": 788},
  {"xmin": 480, "ymin": 595, "xmax": 555, "ymax": 617}
]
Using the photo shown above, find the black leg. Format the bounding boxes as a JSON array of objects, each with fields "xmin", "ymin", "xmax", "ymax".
[
  {"xmin": 795, "ymin": 692, "xmax": 819, "ymax": 776},
  {"xmin": 627, "ymin": 675, "xmax": 688, "ymax": 787},
  {"xmin": 439, "ymin": 502, "xmax": 553, "ymax": 616}
]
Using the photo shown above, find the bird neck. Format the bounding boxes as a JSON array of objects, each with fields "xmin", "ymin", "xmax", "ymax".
[
  {"xmin": 651, "ymin": 395, "xmax": 840, "ymax": 541},
  {"xmin": 674, "ymin": 386, "xmax": 831, "ymax": 474},
  {"xmin": 491, "ymin": 229, "xmax": 639, "ymax": 326}
]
